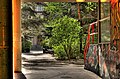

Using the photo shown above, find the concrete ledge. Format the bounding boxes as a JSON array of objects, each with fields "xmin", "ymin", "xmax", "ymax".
[{"xmin": 14, "ymin": 71, "xmax": 27, "ymax": 79}]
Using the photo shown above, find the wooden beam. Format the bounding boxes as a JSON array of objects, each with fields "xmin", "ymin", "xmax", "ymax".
[{"xmin": 22, "ymin": 0, "xmax": 110, "ymax": 2}]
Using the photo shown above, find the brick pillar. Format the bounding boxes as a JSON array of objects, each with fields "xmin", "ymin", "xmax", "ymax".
[{"xmin": 0, "ymin": 0, "xmax": 12, "ymax": 79}]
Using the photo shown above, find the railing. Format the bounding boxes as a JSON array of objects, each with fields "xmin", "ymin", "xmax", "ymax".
[
  {"xmin": 84, "ymin": 16, "xmax": 120, "ymax": 78},
  {"xmin": 84, "ymin": 16, "xmax": 110, "ymax": 64},
  {"xmin": 84, "ymin": 22, "xmax": 98, "ymax": 64}
]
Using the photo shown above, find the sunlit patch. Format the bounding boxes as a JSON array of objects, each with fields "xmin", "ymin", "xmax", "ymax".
[
  {"xmin": 76, "ymin": 0, "xmax": 85, "ymax": 2},
  {"xmin": 101, "ymin": 0, "xmax": 108, "ymax": 2}
]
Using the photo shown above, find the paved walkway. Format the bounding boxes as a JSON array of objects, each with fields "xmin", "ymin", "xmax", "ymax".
[{"xmin": 22, "ymin": 52, "xmax": 102, "ymax": 79}]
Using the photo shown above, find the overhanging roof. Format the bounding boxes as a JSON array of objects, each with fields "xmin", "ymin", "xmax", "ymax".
[{"xmin": 22, "ymin": 0, "xmax": 110, "ymax": 2}]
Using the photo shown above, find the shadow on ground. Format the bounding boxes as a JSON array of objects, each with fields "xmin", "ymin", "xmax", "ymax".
[{"xmin": 22, "ymin": 53, "xmax": 101, "ymax": 79}]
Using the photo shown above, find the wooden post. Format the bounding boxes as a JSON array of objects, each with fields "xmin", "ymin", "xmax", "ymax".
[
  {"xmin": 98, "ymin": 0, "xmax": 101, "ymax": 76},
  {"xmin": 77, "ymin": 3, "xmax": 83, "ymax": 53},
  {"xmin": 98, "ymin": 0, "xmax": 101, "ymax": 43},
  {"xmin": 12, "ymin": 0, "xmax": 21, "ymax": 73},
  {"xmin": 0, "ymin": 0, "xmax": 13, "ymax": 79}
]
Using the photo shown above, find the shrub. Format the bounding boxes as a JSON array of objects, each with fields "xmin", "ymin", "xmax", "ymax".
[
  {"xmin": 53, "ymin": 45, "xmax": 67, "ymax": 60},
  {"xmin": 22, "ymin": 39, "xmax": 32, "ymax": 53}
]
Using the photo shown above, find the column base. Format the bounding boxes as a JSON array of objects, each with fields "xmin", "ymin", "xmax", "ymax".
[{"xmin": 14, "ymin": 71, "xmax": 26, "ymax": 79}]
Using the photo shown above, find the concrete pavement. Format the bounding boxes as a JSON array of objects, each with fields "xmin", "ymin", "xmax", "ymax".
[{"xmin": 22, "ymin": 52, "xmax": 102, "ymax": 79}]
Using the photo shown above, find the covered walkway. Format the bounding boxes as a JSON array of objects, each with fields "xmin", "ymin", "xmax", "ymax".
[{"xmin": 1, "ymin": 0, "xmax": 120, "ymax": 79}]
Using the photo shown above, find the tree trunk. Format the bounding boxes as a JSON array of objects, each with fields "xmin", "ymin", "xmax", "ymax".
[{"xmin": 63, "ymin": 45, "xmax": 70, "ymax": 61}]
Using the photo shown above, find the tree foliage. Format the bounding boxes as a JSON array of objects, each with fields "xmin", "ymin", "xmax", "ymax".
[
  {"xmin": 43, "ymin": 2, "xmax": 99, "ymax": 59},
  {"xmin": 21, "ymin": 2, "xmax": 46, "ymax": 52},
  {"xmin": 44, "ymin": 2, "xmax": 82, "ymax": 59},
  {"xmin": 21, "ymin": 2, "xmax": 45, "ymax": 39},
  {"xmin": 21, "ymin": 2, "xmax": 99, "ymax": 59}
]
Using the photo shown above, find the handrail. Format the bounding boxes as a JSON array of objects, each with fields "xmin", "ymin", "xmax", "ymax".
[
  {"xmin": 98, "ymin": 42, "xmax": 110, "ymax": 44},
  {"xmin": 90, "ymin": 32, "xmax": 98, "ymax": 35},
  {"xmin": 84, "ymin": 21, "xmax": 97, "ymax": 64},
  {"xmin": 89, "ymin": 16, "xmax": 110, "ymax": 26},
  {"xmin": 84, "ymin": 16, "xmax": 110, "ymax": 64}
]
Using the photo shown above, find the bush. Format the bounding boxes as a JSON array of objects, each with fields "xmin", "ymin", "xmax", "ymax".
[
  {"xmin": 53, "ymin": 45, "xmax": 67, "ymax": 60},
  {"xmin": 22, "ymin": 39, "xmax": 32, "ymax": 53}
]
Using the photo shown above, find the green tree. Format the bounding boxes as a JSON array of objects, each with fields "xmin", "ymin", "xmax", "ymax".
[
  {"xmin": 21, "ymin": 2, "xmax": 46, "ymax": 52},
  {"xmin": 45, "ymin": 15, "xmax": 81, "ymax": 60},
  {"xmin": 43, "ymin": 2, "xmax": 98, "ymax": 59},
  {"xmin": 44, "ymin": 2, "xmax": 82, "ymax": 59},
  {"xmin": 44, "ymin": 2, "xmax": 78, "ymax": 22},
  {"xmin": 21, "ymin": 2, "xmax": 45, "ymax": 40},
  {"xmin": 44, "ymin": 2, "xmax": 99, "ymax": 59}
]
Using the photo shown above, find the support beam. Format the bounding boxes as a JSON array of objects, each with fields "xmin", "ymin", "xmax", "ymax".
[
  {"xmin": 12, "ymin": 0, "xmax": 21, "ymax": 73},
  {"xmin": 22, "ymin": 0, "xmax": 110, "ymax": 2},
  {"xmin": 0, "ymin": 0, "xmax": 12, "ymax": 79},
  {"xmin": 77, "ymin": 3, "xmax": 83, "ymax": 54},
  {"xmin": 12, "ymin": 0, "xmax": 27, "ymax": 79}
]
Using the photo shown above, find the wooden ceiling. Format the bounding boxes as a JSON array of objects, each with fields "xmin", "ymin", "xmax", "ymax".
[{"xmin": 22, "ymin": 0, "xmax": 110, "ymax": 2}]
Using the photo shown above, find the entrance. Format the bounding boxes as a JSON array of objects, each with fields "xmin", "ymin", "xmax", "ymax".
[{"xmin": 1, "ymin": 0, "xmax": 117, "ymax": 79}]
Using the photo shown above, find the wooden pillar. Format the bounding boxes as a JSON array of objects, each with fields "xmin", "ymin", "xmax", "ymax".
[
  {"xmin": 0, "ymin": 0, "xmax": 13, "ymax": 79},
  {"xmin": 12, "ymin": 0, "xmax": 21, "ymax": 72},
  {"xmin": 98, "ymin": 0, "xmax": 101, "ymax": 76},
  {"xmin": 77, "ymin": 3, "xmax": 83, "ymax": 53}
]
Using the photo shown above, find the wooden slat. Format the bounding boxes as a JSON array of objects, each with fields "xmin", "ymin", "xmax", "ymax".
[
  {"xmin": 98, "ymin": 42, "xmax": 110, "ymax": 44},
  {"xmin": 22, "ymin": 0, "xmax": 110, "ymax": 2},
  {"xmin": 90, "ymin": 32, "xmax": 98, "ymax": 35}
]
